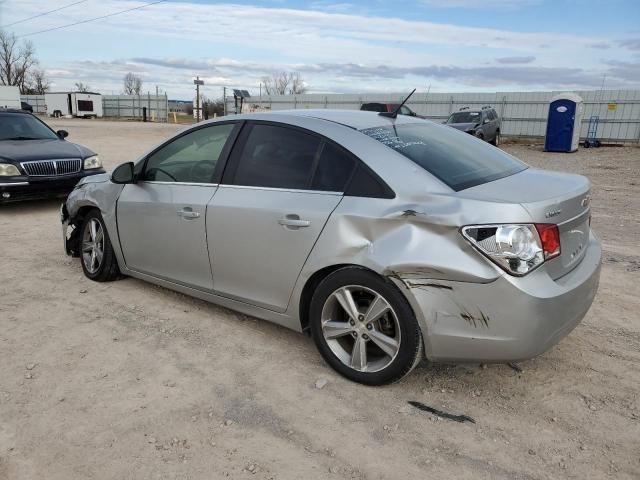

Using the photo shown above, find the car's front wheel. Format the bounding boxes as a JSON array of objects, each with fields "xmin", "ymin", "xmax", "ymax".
[
  {"xmin": 310, "ymin": 267, "xmax": 423, "ymax": 385},
  {"xmin": 80, "ymin": 210, "xmax": 121, "ymax": 282}
]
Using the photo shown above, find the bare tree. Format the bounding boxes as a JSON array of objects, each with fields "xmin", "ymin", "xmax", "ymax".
[
  {"xmin": 0, "ymin": 30, "xmax": 38, "ymax": 93},
  {"xmin": 123, "ymin": 72, "xmax": 143, "ymax": 95},
  {"xmin": 74, "ymin": 81, "xmax": 90, "ymax": 92},
  {"xmin": 261, "ymin": 71, "xmax": 307, "ymax": 95},
  {"xmin": 23, "ymin": 68, "xmax": 50, "ymax": 94},
  {"xmin": 289, "ymin": 72, "xmax": 307, "ymax": 94}
]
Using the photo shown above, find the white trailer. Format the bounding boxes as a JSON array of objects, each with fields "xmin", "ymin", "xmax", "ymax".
[
  {"xmin": 44, "ymin": 92, "xmax": 103, "ymax": 118},
  {"xmin": 0, "ymin": 86, "xmax": 21, "ymax": 109}
]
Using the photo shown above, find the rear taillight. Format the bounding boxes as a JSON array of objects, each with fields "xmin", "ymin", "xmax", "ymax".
[
  {"xmin": 535, "ymin": 224, "xmax": 561, "ymax": 259},
  {"xmin": 462, "ymin": 223, "xmax": 562, "ymax": 276}
]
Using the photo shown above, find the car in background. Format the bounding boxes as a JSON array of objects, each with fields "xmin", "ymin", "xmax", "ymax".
[
  {"xmin": 361, "ymin": 102, "xmax": 423, "ymax": 118},
  {"xmin": 0, "ymin": 108, "xmax": 105, "ymax": 203},
  {"xmin": 445, "ymin": 106, "xmax": 500, "ymax": 145},
  {"xmin": 61, "ymin": 110, "xmax": 600, "ymax": 385},
  {"xmin": 21, "ymin": 101, "xmax": 34, "ymax": 113}
]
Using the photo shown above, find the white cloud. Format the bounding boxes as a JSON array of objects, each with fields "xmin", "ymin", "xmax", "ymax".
[{"xmin": 3, "ymin": 0, "xmax": 636, "ymax": 97}]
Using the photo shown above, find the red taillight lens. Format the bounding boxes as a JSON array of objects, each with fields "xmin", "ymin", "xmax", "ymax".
[{"xmin": 535, "ymin": 224, "xmax": 560, "ymax": 259}]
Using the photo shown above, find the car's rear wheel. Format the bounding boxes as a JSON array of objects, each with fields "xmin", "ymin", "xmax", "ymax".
[
  {"xmin": 310, "ymin": 267, "xmax": 423, "ymax": 385},
  {"xmin": 80, "ymin": 210, "xmax": 121, "ymax": 282},
  {"xmin": 490, "ymin": 130, "xmax": 500, "ymax": 146}
]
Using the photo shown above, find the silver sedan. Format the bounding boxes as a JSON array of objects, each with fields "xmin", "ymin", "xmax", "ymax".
[{"xmin": 61, "ymin": 110, "xmax": 601, "ymax": 385}]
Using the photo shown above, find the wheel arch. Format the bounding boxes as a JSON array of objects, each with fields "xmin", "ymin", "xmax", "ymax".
[
  {"xmin": 66, "ymin": 204, "xmax": 101, "ymax": 256},
  {"xmin": 299, "ymin": 263, "xmax": 377, "ymax": 333}
]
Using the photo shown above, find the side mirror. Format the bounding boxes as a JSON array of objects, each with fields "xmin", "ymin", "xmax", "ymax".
[
  {"xmin": 57, "ymin": 130, "xmax": 69, "ymax": 139},
  {"xmin": 111, "ymin": 162, "xmax": 135, "ymax": 184}
]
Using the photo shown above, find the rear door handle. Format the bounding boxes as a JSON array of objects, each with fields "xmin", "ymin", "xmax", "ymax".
[
  {"xmin": 177, "ymin": 207, "xmax": 200, "ymax": 219},
  {"xmin": 278, "ymin": 214, "xmax": 310, "ymax": 229}
]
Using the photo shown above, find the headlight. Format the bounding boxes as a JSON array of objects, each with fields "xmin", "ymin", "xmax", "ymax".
[
  {"xmin": 462, "ymin": 224, "xmax": 560, "ymax": 276},
  {"xmin": 83, "ymin": 155, "xmax": 102, "ymax": 169},
  {"xmin": 0, "ymin": 163, "xmax": 21, "ymax": 176}
]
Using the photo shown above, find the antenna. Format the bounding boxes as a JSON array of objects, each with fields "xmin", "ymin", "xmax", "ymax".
[{"xmin": 379, "ymin": 88, "xmax": 416, "ymax": 118}]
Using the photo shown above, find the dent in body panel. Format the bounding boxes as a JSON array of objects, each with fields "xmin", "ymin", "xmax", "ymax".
[{"xmin": 290, "ymin": 194, "xmax": 530, "ymax": 351}]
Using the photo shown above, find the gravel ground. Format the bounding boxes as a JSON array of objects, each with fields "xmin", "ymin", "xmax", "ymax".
[{"xmin": 1, "ymin": 119, "xmax": 639, "ymax": 480}]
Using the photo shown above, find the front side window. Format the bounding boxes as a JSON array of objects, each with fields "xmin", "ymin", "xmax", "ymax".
[
  {"xmin": 360, "ymin": 122, "xmax": 526, "ymax": 191},
  {"xmin": 143, "ymin": 123, "xmax": 235, "ymax": 183},
  {"xmin": 399, "ymin": 106, "xmax": 412, "ymax": 116},
  {"xmin": 232, "ymin": 124, "xmax": 321, "ymax": 189}
]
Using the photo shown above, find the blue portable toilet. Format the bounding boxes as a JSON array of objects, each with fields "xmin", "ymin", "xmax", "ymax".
[{"xmin": 544, "ymin": 93, "xmax": 584, "ymax": 152}]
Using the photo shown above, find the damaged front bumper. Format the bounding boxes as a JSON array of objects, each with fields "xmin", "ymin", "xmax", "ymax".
[
  {"xmin": 60, "ymin": 202, "xmax": 80, "ymax": 257},
  {"xmin": 400, "ymin": 232, "xmax": 602, "ymax": 363}
]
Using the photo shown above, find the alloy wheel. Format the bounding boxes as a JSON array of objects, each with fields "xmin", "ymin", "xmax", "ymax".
[
  {"xmin": 321, "ymin": 285, "xmax": 401, "ymax": 373},
  {"xmin": 82, "ymin": 218, "xmax": 104, "ymax": 274}
]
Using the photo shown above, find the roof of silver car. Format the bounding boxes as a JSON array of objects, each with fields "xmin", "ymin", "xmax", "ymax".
[{"xmin": 243, "ymin": 109, "xmax": 426, "ymax": 130}]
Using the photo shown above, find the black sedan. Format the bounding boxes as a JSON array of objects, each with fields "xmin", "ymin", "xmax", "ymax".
[{"xmin": 0, "ymin": 109, "xmax": 105, "ymax": 203}]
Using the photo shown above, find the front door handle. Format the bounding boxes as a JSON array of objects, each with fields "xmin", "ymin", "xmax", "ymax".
[
  {"xmin": 177, "ymin": 207, "xmax": 200, "ymax": 219},
  {"xmin": 278, "ymin": 214, "xmax": 310, "ymax": 229}
]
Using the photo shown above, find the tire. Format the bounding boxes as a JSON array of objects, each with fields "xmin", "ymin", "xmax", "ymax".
[
  {"xmin": 309, "ymin": 267, "xmax": 423, "ymax": 385},
  {"xmin": 490, "ymin": 130, "xmax": 500, "ymax": 146},
  {"xmin": 475, "ymin": 131, "xmax": 484, "ymax": 142},
  {"xmin": 79, "ymin": 210, "xmax": 121, "ymax": 282}
]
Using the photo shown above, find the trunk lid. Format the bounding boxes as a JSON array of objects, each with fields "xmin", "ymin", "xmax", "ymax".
[{"xmin": 459, "ymin": 168, "xmax": 592, "ymax": 279}]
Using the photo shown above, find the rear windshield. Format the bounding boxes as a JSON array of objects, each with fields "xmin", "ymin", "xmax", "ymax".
[
  {"xmin": 447, "ymin": 111, "xmax": 482, "ymax": 124},
  {"xmin": 360, "ymin": 123, "xmax": 526, "ymax": 191}
]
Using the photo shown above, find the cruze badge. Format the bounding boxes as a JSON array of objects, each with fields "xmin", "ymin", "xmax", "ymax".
[{"xmin": 545, "ymin": 208, "xmax": 562, "ymax": 218}]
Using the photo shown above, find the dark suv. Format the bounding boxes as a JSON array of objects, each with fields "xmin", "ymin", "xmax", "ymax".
[
  {"xmin": 445, "ymin": 106, "xmax": 500, "ymax": 145},
  {"xmin": 360, "ymin": 102, "xmax": 424, "ymax": 118}
]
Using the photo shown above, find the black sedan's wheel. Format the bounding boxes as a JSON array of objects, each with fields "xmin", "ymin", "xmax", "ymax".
[
  {"xmin": 310, "ymin": 267, "xmax": 423, "ymax": 385},
  {"xmin": 80, "ymin": 210, "xmax": 121, "ymax": 282}
]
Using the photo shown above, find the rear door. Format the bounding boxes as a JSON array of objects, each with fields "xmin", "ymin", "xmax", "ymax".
[
  {"xmin": 117, "ymin": 122, "xmax": 239, "ymax": 290},
  {"xmin": 206, "ymin": 122, "xmax": 356, "ymax": 312}
]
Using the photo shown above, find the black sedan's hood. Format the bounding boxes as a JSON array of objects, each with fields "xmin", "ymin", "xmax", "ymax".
[
  {"xmin": 0, "ymin": 139, "xmax": 95, "ymax": 162},
  {"xmin": 447, "ymin": 122, "xmax": 479, "ymax": 131}
]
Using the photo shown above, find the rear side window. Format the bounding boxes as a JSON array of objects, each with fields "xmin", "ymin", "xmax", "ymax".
[
  {"xmin": 311, "ymin": 142, "xmax": 356, "ymax": 192},
  {"xmin": 360, "ymin": 123, "xmax": 526, "ymax": 191},
  {"xmin": 232, "ymin": 124, "xmax": 320, "ymax": 189}
]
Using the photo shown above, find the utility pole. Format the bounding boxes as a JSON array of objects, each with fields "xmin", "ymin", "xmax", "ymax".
[
  {"xmin": 223, "ymin": 86, "xmax": 227, "ymax": 116},
  {"xmin": 193, "ymin": 76, "xmax": 204, "ymax": 122}
]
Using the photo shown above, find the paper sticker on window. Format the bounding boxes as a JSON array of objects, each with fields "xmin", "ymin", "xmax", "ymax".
[{"xmin": 556, "ymin": 106, "xmax": 568, "ymax": 113}]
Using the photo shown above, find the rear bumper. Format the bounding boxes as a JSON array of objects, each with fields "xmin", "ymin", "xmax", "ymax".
[
  {"xmin": 406, "ymin": 232, "xmax": 602, "ymax": 362},
  {"xmin": 0, "ymin": 169, "xmax": 105, "ymax": 203}
]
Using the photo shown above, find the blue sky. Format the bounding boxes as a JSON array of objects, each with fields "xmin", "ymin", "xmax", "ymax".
[{"xmin": 1, "ymin": 0, "xmax": 639, "ymax": 99}]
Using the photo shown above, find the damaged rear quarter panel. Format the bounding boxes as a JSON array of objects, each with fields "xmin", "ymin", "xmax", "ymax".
[{"xmin": 293, "ymin": 192, "xmax": 532, "ymax": 358}]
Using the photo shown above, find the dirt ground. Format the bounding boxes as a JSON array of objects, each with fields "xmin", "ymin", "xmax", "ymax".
[{"xmin": 1, "ymin": 118, "xmax": 639, "ymax": 480}]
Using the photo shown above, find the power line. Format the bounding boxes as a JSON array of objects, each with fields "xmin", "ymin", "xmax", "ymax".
[
  {"xmin": 1, "ymin": 0, "xmax": 89, "ymax": 28},
  {"xmin": 19, "ymin": 0, "xmax": 167, "ymax": 37}
]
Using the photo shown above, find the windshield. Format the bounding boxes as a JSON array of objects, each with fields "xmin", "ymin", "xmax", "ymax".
[
  {"xmin": 447, "ymin": 111, "xmax": 481, "ymax": 124},
  {"xmin": 0, "ymin": 113, "xmax": 58, "ymax": 141},
  {"xmin": 360, "ymin": 123, "xmax": 527, "ymax": 191}
]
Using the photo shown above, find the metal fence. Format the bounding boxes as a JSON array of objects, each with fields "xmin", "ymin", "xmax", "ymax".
[
  {"xmin": 226, "ymin": 89, "xmax": 640, "ymax": 143},
  {"xmin": 21, "ymin": 94, "xmax": 169, "ymax": 122}
]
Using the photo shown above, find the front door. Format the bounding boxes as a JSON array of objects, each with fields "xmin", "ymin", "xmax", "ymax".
[
  {"xmin": 207, "ymin": 122, "xmax": 356, "ymax": 312},
  {"xmin": 117, "ymin": 122, "xmax": 238, "ymax": 290}
]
